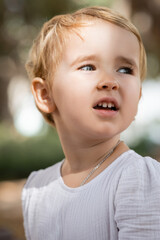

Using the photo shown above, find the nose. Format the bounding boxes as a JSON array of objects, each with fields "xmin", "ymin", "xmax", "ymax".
[{"xmin": 97, "ymin": 74, "xmax": 119, "ymax": 91}]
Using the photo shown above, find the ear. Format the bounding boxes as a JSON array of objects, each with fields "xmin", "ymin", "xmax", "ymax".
[{"xmin": 31, "ymin": 77, "xmax": 56, "ymax": 113}]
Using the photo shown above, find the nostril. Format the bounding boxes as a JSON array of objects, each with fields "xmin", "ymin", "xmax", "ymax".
[
  {"xmin": 113, "ymin": 86, "xmax": 117, "ymax": 90},
  {"xmin": 97, "ymin": 80, "xmax": 119, "ymax": 90}
]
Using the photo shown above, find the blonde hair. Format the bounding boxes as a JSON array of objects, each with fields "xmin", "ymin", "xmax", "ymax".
[{"xmin": 26, "ymin": 6, "xmax": 147, "ymax": 125}]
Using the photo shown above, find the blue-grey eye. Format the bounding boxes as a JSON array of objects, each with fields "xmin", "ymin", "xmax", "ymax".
[
  {"xmin": 118, "ymin": 67, "xmax": 133, "ymax": 74},
  {"xmin": 80, "ymin": 65, "xmax": 95, "ymax": 71}
]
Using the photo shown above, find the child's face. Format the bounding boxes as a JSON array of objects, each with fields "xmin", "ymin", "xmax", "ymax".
[{"xmin": 51, "ymin": 19, "xmax": 141, "ymax": 141}]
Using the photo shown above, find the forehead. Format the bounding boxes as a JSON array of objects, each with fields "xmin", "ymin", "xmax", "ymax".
[{"xmin": 62, "ymin": 19, "xmax": 140, "ymax": 64}]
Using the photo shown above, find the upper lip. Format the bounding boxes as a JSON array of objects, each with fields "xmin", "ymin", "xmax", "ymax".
[{"xmin": 93, "ymin": 97, "xmax": 120, "ymax": 110}]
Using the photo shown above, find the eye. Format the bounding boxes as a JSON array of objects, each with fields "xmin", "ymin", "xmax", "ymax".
[
  {"xmin": 118, "ymin": 67, "xmax": 133, "ymax": 75},
  {"xmin": 79, "ymin": 64, "xmax": 96, "ymax": 71}
]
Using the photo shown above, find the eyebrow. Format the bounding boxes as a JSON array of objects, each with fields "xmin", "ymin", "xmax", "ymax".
[
  {"xmin": 70, "ymin": 55, "xmax": 98, "ymax": 67},
  {"xmin": 115, "ymin": 56, "xmax": 138, "ymax": 69},
  {"xmin": 70, "ymin": 54, "xmax": 139, "ymax": 70}
]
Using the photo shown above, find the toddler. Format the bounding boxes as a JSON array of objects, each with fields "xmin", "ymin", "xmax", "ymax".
[{"xmin": 22, "ymin": 6, "xmax": 160, "ymax": 240}]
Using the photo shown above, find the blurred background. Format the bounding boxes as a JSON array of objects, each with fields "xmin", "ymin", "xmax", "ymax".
[{"xmin": 0, "ymin": 0, "xmax": 160, "ymax": 239}]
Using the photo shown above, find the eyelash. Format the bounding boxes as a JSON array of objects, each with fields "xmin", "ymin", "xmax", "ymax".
[
  {"xmin": 78, "ymin": 65, "xmax": 133, "ymax": 75},
  {"xmin": 79, "ymin": 64, "xmax": 96, "ymax": 71},
  {"xmin": 118, "ymin": 67, "xmax": 133, "ymax": 75}
]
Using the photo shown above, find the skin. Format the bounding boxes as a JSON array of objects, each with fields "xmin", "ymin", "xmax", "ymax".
[{"xmin": 32, "ymin": 19, "xmax": 142, "ymax": 187}]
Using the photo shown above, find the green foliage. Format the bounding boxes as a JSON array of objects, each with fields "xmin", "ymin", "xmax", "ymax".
[
  {"xmin": 131, "ymin": 138, "xmax": 159, "ymax": 159},
  {"xmin": 0, "ymin": 125, "xmax": 64, "ymax": 180}
]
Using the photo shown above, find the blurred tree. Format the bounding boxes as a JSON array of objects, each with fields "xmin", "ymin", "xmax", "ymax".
[
  {"xmin": 0, "ymin": 0, "xmax": 78, "ymax": 123},
  {"xmin": 129, "ymin": 0, "xmax": 160, "ymax": 78},
  {"xmin": 0, "ymin": 1, "xmax": 12, "ymax": 122}
]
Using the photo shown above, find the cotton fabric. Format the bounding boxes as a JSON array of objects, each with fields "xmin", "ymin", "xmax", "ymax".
[{"xmin": 22, "ymin": 150, "xmax": 160, "ymax": 240}]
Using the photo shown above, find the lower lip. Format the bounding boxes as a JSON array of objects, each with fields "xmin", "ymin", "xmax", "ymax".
[{"xmin": 93, "ymin": 108, "xmax": 118, "ymax": 118}]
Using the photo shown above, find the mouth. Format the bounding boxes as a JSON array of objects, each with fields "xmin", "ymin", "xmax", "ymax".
[{"xmin": 93, "ymin": 98, "xmax": 119, "ymax": 112}]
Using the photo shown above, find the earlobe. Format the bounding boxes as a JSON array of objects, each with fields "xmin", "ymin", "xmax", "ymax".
[{"xmin": 31, "ymin": 77, "xmax": 56, "ymax": 113}]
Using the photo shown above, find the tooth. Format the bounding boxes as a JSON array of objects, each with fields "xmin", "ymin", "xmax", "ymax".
[
  {"xmin": 98, "ymin": 103, "xmax": 102, "ymax": 107},
  {"xmin": 111, "ymin": 103, "xmax": 114, "ymax": 107},
  {"xmin": 102, "ymin": 102, "xmax": 107, "ymax": 108},
  {"xmin": 108, "ymin": 103, "xmax": 112, "ymax": 108}
]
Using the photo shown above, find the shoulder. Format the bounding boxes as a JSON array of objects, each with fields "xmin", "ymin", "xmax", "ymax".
[
  {"xmin": 24, "ymin": 160, "xmax": 63, "ymax": 189},
  {"xmin": 120, "ymin": 150, "xmax": 160, "ymax": 183},
  {"xmin": 115, "ymin": 151, "xmax": 160, "ymax": 238},
  {"xmin": 115, "ymin": 150, "xmax": 160, "ymax": 211},
  {"xmin": 116, "ymin": 150, "xmax": 160, "ymax": 194}
]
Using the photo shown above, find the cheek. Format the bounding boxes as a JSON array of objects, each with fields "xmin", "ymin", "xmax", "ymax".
[
  {"xmin": 53, "ymin": 83, "xmax": 89, "ymax": 114},
  {"xmin": 122, "ymin": 81, "xmax": 141, "ymax": 115},
  {"xmin": 128, "ymin": 95, "xmax": 140, "ymax": 120}
]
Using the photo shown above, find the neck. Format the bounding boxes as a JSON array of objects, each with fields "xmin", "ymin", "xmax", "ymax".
[{"xmin": 57, "ymin": 129, "xmax": 126, "ymax": 173}]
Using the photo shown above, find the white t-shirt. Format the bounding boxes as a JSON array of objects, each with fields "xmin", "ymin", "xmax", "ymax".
[{"xmin": 22, "ymin": 150, "xmax": 160, "ymax": 240}]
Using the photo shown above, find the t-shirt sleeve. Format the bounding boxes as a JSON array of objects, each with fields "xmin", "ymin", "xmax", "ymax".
[{"xmin": 114, "ymin": 156, "xmax": 160, "ymax": 240}]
